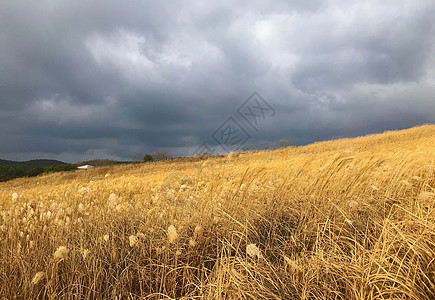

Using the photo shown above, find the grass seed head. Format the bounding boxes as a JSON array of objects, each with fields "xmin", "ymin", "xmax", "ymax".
[
  {"xmin": 129, "ymin": 235, "xmax": 138, "ymax": 247},
  {"xmin": 82, "ymin": 249, "xmax": 90, "ymax": 260},
  {"xmin": 12, "ymin": 192, "xmax": 19, "ymax": 202},
  {"xmin": 108, "ymin": 193, "xmax": 118, "ymax": 202},
  {"xmin": 283, "ymin": 255, "xmax": 299, "ymax": 270},
  {"xmin": 194, "ymin": 225, "xmax": 203, "ymax": 238},
  {"xmin": 78, "ymin": 187, "xmax": 92, "ymax": 195},
  {"xmin": 31, "ymin": 272, "xmax": 45, "ymax": 285},
  {"xmin": 167, "ymin": 225, "xmax": 178, "ymax": 243},
  {"xmin": 189, "ymin": 239, "xmax": 196, "ymax": 247},
  {"xmin": 418, "ymin": 192, "xmax": 435, "ymax": 201},
  {"xmin": 246, "ymin": 244, "xmax": 263, "ymax": 259},
  {"xmin": 53, "ymin": 246, "xmax": 69, "ymax": 262}
]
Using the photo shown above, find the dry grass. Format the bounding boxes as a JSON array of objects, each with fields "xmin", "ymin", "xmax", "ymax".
[{"xmin": 0, "ymin": 125, "xmax": 434, "ymax": 299}]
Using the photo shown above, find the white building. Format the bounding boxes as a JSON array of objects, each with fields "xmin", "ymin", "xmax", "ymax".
[{"xmin": 77, "ymin": 165, "xmax": 95, "ymax": 169}]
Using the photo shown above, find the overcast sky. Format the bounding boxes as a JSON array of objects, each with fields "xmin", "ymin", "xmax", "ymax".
[{"xmin": 1, "ymin": 0, "xmax": 434, "ymax": 163}]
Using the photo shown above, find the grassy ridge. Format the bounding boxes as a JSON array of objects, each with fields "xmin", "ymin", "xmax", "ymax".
[{"xmin": 0, "ymin": 125, "xmax": 434, "ymax": 299}]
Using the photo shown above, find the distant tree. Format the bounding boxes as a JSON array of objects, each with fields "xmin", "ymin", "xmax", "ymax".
[
  {"xmin": 276, "ymin": 140, "xmax": 293, "ymax": 149},
  {"xmin": 130, "ymin": 154, "xmax": 143, "ymax": 162},
  {"xmin": 0, "ymin": 164, "xmax": 75, "ymax": 182},
  {"xmin": 44, "ymin": 164, "xmax": 77, "ymax": 173},
  {"xmin": 241, "ymin": 145, "xmax": 253, "ymax": 152},
  {"xmin": 26, "ymin": 167, "xmax": 44, "ymax": 177},
  {"xmin": 7, "ymin": 167, "xmax": 17, "ymax": 178},
  {"xmin": 0, "ymin": 166, "xmax": 8, "ymax": 182},
  {"xmin": 143, "ymin": 154, "xmax": 154, "ymax": 163},
  {"xmin": 197, "ymin": 153, "xmax": 213, "ymax": 159},
  {"xmin": 259, "ymin": 143, "xmax": 270, "ymax": 150},
  {"xmin": 14, "ymin": 167, "xmax": 26, "ymax": 177},
  {"xmin": 152, "ymin": 151, "xmax": 171, "ymax": 161},
  {"xmin": 0, "ymin": 166, "xmax": 18, "ymax": 181}
]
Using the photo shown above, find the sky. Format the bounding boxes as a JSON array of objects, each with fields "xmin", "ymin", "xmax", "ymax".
[{"xmin": 1, "ymin": 0, "xmax": 434, "ymax": 163}]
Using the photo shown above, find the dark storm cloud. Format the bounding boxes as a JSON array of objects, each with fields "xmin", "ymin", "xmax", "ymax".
[
  {"xmin": 291, "ymin": 8, "xmax": 435, "ymax": 92},
  {"xmin": 0, "ymin": 0, "xmax": 434, "ymax": 162}
]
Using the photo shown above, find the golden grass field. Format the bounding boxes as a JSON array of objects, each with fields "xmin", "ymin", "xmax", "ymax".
[{"xmin": 1, "ymin": 125, "xmax": 434, "ymax": 299}]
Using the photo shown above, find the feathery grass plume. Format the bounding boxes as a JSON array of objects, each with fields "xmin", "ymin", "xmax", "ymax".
[
  {"xmin": 103, "ymin": 234, "xmax": 110, "ymax": 242},
  {"xmin": 417, "ymin": 191, "xmax": 435, "ymax": 201},
  {"xmin": 226, "ymin": 151, "xmax": 238, "ymax": 159},
  {"xmin": 53, "ymin": 246, "xmax": 69, "ymax": 262},
  {"xmin": 129, "ymin": 235, "xmax": 138, "ymax": 247},
  {"xmin": 78, "ymin": 187, "xmax": 92, "ymax": 195},
  {"xmin": 82, "ymin": 249, "xmax": 90, "ymax": 260},
  {"xmin": 167, "ymin": 225, "xmax": 178, "ymax": 243},
  {"xmin": 283, "ymin": 255, "xmax": 299, "ymax": 271},
  {"xmin": 400, "ymin": 180, "xmax": 411, "ymax": 187},
  {"xmin": 246, "ymin": 244, "xmax": 263, "ymax": 259},
  {"xmin": 31, "ymin": 272, "xmax": 45, "ymax": 285},
  {"xmin": 344, "ymin": 218, "xmax": 353, "ymax": 226},
  {"xmin": 108, "ymin": 193, "xmax": 119, "ymax": 209},
  {"xmin": 189, "ymin": 239, "xmax": 196, "ymax": 247},
  {"xmin": 108, "ymin": 193, "xmax": 118, "ymax": 202},
  {"xmin": 11, "ymin": 192, "xmax": 19, "ymax": 202},
  {"xmin": 194, "ymin": 225, "xmax": 203, "ymax": 238}
]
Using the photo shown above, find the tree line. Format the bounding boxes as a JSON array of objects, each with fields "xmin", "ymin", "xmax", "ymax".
[{"xmin": 0, "ymin": 164, "xmax": 77, "ymax": 182}]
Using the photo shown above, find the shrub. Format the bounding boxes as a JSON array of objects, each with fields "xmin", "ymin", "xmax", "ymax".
[
  {"xmin": 152, "ymin": 151, "xmax": 171, "ymax": 161},
  {"xmin": 44, "ymin": 164, "xmax": 76, "ymax": 173},
  {"xmin": 26, "ymin": 167, "xmax": 44, "ymax": 177},
  {"xmin": 143, "ymin": 154, "xmax": 154, "ymax": 163}
]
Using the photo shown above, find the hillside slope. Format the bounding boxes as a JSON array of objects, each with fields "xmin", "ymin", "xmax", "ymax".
[
  {"xmin": 0, "ymin": 125, "xmax": 434, "ymax": 299},
  {"xmin": 0, "ymin": 159, "xmax": 66, "ymax": 168}
]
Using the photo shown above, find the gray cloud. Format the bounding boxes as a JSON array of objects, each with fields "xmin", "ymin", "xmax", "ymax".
[{"xmin": 0, "ymin": 0, "xmax": 434, "ymax": 162}]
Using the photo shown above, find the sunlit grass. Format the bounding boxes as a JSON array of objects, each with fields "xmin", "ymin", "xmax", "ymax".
[{"xmin": 0, "ymin": 125, "xmax": 434, "ymax": 299}]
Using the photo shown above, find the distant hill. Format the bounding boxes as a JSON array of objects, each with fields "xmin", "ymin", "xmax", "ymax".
[
  {"xmin": 76, "ymin": 159, "xmax": 126, "ymax": 167},
  {"xmin": 0, "ymin": 159, "xmax": 67, "ymax": 168}
]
